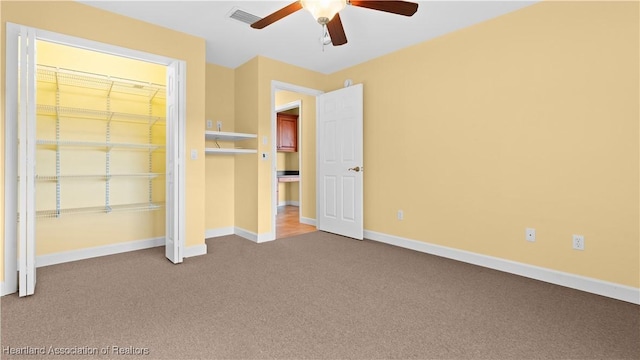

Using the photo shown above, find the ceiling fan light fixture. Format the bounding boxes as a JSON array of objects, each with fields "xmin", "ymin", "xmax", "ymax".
[{"xmin": 301, "ymin": 0, "xmax": 346, "ymax": 25}]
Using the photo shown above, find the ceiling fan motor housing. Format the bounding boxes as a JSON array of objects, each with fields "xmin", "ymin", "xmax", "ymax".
[{"xmin": 300, "ymin": 0, "xmax": 347, "ymax": 25}]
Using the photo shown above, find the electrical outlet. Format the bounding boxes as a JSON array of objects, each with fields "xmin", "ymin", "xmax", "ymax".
[
  {"xmin": 397, "ymin": 210, "xmax": 404, "ymax": 220},
  {"xmin": 216, "ymin": 120, "xmax": 222, "ymax": 131},
  {"xmin": 525, "ymin": 228, "xmax": 536, "ymax": 242},
  {"xmin": 206, "ymin": 119, "xmax": 213, "ymax": 129},
  {"xmin": 572, "ymin": 234, "xmax": 585, "ymax": 251}
]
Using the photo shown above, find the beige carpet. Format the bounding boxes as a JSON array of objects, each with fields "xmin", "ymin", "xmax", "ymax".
[{"xmin": 1, "ymin": 231, "xmax": 638, "ymax": 359}]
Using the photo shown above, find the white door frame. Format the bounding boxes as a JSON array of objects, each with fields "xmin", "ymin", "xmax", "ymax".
[
  {"xmin": 3, "ymin": 23, "xmax": 187, "ymax": 295},
  {"xmin": 270, "ymin": 81, "xmax": 323, "ymax": 241}
]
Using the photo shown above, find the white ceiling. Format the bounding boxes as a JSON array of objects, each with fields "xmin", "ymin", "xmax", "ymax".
[{"xmin": 79, "ymin": 1, "xmax": 538, "ymax": 74}]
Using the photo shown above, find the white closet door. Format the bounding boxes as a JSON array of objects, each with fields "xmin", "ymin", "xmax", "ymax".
[
  {"xmin": 18, "ymin": 26, "xmax": 37, "ymax": 297},
  {"xmin": 165, "ymin": 61, "xmax": 185, "ymax": 264}
]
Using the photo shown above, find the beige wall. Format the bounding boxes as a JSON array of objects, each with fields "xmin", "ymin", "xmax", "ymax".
[
  {"xmin": 232, "ymin": 56, "xmax": 325, "ymax": 235},
  {"xmin": 326, "ymin": 1, "xmax": 639, "ymax": 287},
  {"xmin": 205, "ymin": 63, "xmax": 235, "ymax": 232},
  {"xmin": 233, "ymin": 58, "xmax": 260, "ymax": 233},
  {"xmin": 1, "ymin": 1, "xmax": 207, "ymax": 281}
]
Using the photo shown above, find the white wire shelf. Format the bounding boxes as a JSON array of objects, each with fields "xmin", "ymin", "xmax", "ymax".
[
  {"xmin": 36, "ymin": 173, "xmax": 165, "ymax": 181},
  {"xmin": 36, "ymin": 202, "xmax": 165, "ymax": 219},
  {"xmin": 37, "ymin": 65, "xmax": 166, "ymax": 101},
  {"xmin": 37, "ymin": 104, "xmax": 165, "ymax": 125},
  {"xmin": 205, "ymin": 131, "xmax": 257, "ymax": 141},
  {"xmin": 37, "ymin": 139, "xmax": 165, "ymax": 151}
]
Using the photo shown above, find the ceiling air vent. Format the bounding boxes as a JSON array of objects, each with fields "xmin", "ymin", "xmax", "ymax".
[{"xmin": 228, "ymin": 8, "xmax": 262, "ymax": 25}]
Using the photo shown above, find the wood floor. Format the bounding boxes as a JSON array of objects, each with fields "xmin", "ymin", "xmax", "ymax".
[{"xmin": 276, "ymin": 205, "xmax": 316, "ymax": 239}]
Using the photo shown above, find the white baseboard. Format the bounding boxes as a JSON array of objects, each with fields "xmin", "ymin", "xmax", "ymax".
[
  {"xmin": 184, "ymin": 244, "xmax": 207, "ymax": 258},
  {"xmin": 364, "ymin": 230, "xmax": 640, "ymax": 305},
  {"xmin": 234, "ymin": 227, "xmax": 258, "ymax": 243},
  {"xmin": 300, "ymin": 217, "xmax": 316, "ymax": 226},
  {"xmin": 278, "ymin": 201, "xmax": 300, "ymax": 207},
  {"xmin": 205, "ymin": 227, "xmax": 234, "ymax": 238},
  {"xmin": 0, "ymin": 282, "xmax": 6, "ymax": 296},
  {"xmin": 234, "ymin": 227, "xmax": 275, "ymax": 244},
  {"xmin": 36, "ymin": 237, "xmax": 165, "ymax": 268}
]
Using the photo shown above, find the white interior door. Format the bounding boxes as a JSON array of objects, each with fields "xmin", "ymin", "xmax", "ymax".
[
  {"xmin": 317, "ymin": 84, "xmax": 364, "ymax": 240},
  {"xmin": 165, "ymin": 61, "xmax": 185, "ymax": 263},
  {"xmin": 18, "ymin": 25, "xmax": 38, "ymax": 296}
]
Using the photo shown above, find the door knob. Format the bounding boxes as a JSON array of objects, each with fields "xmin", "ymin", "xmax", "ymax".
[{"xmin": 348, "ymin": 166, "xmax": 362, "ymax": 172}]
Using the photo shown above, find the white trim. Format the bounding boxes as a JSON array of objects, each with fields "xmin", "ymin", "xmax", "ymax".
[
  {"xmin": 184, "ymin": 244, "xmax": 208, "ymax": 258},
  {"xmin": 0, "ymin": 282, "xmax": 6, "ymax": 297},
  {"xmin": 364, "ymin": 230, "xmax": 640, "ymax": 305},
  {"xmin": 256, "ymin": 233, "xmax": 276, "ymax": 243},
  {"xmin": 276, "ymin": 100, "xmax": 302, "ymax": 113},
  {"xmin": 4, "ymin": 23, "xmax": 20, "ymax": 297},
  {"xmin": 205, "ymin": 227, "xmax": 234, "ymax": 238},
  {"xmin": 234, "ymin": 227, "xmax": 258, "ymax": 243},
  {"xmin": 300, "ymin": 217, "xmax": 317, "ymax": 226},
  {"xmin": 272, "ymin": 81, "xmax": 325, "ymax": 97},
  {"xmin": 278, "ymin": 201, "xmax": 300, "ymax": 207},
  {"xmin": 234, "ymin": 227, "xmax": 276, "ymax": 244},
  {"xmin": 36, "ymin": 237, "xmax": 165, "ymax": 268},
  {"xmin": 30, "ymin": 26, "xmax": 175, "ymax": 66}
]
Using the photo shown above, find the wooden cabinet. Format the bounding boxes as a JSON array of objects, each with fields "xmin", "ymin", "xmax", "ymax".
[{"xmin": 277, "ymin": 113, "xmax": 298, "ymax": 152}]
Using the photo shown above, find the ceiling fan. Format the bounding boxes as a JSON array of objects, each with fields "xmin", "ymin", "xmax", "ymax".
[{"xmin": 251, "ymin": 0, "xmax": 419, "ymax": 46}]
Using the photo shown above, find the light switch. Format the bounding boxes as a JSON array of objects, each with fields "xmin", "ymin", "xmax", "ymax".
[{"xmin": 191, "ymin": 149, "xmax": 198, "ymax": 160}]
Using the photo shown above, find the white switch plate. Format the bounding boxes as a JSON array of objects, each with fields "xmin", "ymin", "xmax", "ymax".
[
  {"xmin": 262, "ymin": 136, "xmax": 268, "ymax": 145},
  {"xmin": 206, "ymin": 119, "xmax": 213, "ymax": 129},
  {"xmin": 397, "ymin": 210, "xmax": 404, "ymax": 220},
  {"xmin": 525, "ymin": 228, "xmax": 536, "ymax": 242},
  {"xmin": 190, "ymin": 149, "xmax": 197, "ymax": 160}
]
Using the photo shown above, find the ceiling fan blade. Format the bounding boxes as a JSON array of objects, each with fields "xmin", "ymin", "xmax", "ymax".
[
  {"xmin": 251, "ymin": 1, "xmax": 303, "ymax": 29},
  {"xmin": 349, "ymin": 0, "xmax": 418, "ymax": 17},
  {"xmin": 327, "ymin": 13, "xmax": 348, "ymax": 46}
]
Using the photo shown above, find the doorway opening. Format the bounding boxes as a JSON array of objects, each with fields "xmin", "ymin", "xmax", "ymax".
[
  {"xmin": 275, "ymin": 105, "xmax": 314, "ymax": 239},
  {"xmin": 270, "ymin": 81, "xmax": 323, "ymax": 241}
]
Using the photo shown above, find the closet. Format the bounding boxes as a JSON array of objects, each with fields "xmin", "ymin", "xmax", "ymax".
[{"xmin": 34, "ymin": 40, "xmax": 167, "ymax": 257}]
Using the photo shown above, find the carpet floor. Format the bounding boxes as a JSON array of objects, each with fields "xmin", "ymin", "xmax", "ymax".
[{"xmin": 1, "ymin": 231, "xmax": 638, "ymax": 359}]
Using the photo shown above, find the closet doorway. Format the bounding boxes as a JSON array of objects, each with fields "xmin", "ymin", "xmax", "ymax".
[{"xmin": 4, "ymin": 24, "xmax": 186, "ymax": 297}]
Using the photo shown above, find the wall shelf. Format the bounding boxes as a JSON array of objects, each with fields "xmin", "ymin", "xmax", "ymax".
[
  {"xmin": 205, "ymin": 130, "xmax": 257, "ymax": 155},
  {"xmin": 37, "ymin": 65, "xmax": 165, "ymax": 100},
  {"xmin": 36, "ymin": 202, "xmax": 165, "ymax": 219},
  {"xmin": 36, "ymin": 173, "xmax": 164, "ymax": 181},
  {"xmin": 36, "ymin": 139, "xmax": 164, "ymax": 151},
  {"xmin": 36, "ymin": 64, "xmax": 166, "ymax": 218},
  {"xmin": 205, "ymin": 131, "xmax": 257, "ymax": 142},
  {"xmin": 205, "ymin": 148, "xmax": 257, "ymax": 155},
  {"xmin": 37, "ymin": 104, "xmax": 165, "ymax": 125}
]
